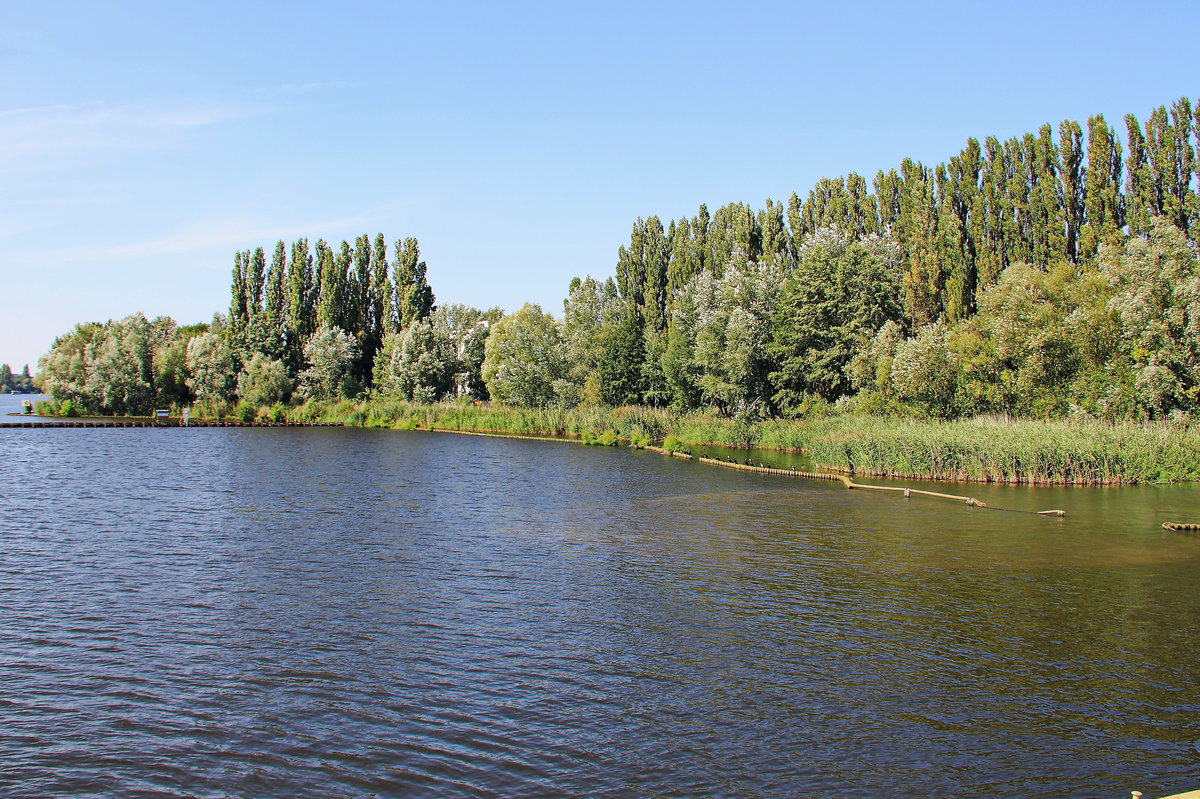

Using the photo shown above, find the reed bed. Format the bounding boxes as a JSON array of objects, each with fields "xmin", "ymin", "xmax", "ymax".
[
  {"xmin": 271, "ymin": 399, "xmax": 1199, "ymax": 485},
  {"xmin": 800, "ymin": 416, "xmax": 1200, "ymax": 485}
]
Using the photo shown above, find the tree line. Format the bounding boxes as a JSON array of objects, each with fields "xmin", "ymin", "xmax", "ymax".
[
  {"xmin": 0, "ymin": 364, "xmax": 34, "ymax": 394},
  {"xmin": 37, "ymin": 97, "xmax": 1200, "ymax": 422}
]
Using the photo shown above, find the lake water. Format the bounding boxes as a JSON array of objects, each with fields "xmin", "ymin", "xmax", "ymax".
[{"xmin": 2, "ymin": 415, "xmax": 1199, "ymax": 797}]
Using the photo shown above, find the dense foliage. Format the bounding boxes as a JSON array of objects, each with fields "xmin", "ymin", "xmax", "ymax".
[
  {"xmin": 0, "ymin": 363, "xmax": 35, "ymax": 394},
  {"xmin": 36, "ymin": 96, "xmax": 1200, "ymax": 424}
]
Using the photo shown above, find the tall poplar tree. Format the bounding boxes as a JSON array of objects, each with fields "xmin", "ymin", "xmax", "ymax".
[
  {"xmin": 394, "ymin": 238, "xmax": 434, "ymax": 330},
  {"xmin": 1058, "ymin": 119, "xmax": 1084, "ymax": 263},
  {"xmin": 315, "ymin": 239, "xmax": 342, "ymax": 331},
  {"xmin": 937, "ymin": 148, "xmax": 978, "ymax": 322},
  {"xmin": 350, "ymin": 235, "xmax": 373, "ymax": 381},
  {"xmin": 228, "ymin": 251, "xmax": 248, "ymax": 354},
  {"xmin": 1003, "ymin": 136, "xmax": 1033, "ymax": 266},
  {"xmin": 897, "ymin": 159, "xmax": 942, "ymax": 325},
  {"xmin": 1028, "ymin": 124, "xmax": 1066, "ymax": 268},
  {"xmin": 286, "ymin": 238, "xmax": 315, "ymax": 372},
  {"xmin": 262, "ymin": 241, "xmax": 288, "ymax": 358},
  {"xmin": 1144, "ymin": 99, "xmax": 1196, "ymax": 235},
  {"xmin": 1124, "ymin": 114, "xmax": 1155, "ymax": 236},
  {"xmin": 370, "ymin": 233, "xmax": 393, "ymax": 341},
  {"xmin": 246, "ymin": 247, "xmax": 266, "ymax": 323},
  {"xmin": 873, "ymin": 170, "xmax": 903, "ymax": 234},
  {"xmin": 976, "ymin": 137, "xmax": 1010, "ymax": 287},
  {"xmin": 758, "ymin": 198, "xmax": 794, "ymax": 268},
  {"xmin": 706, "ymin": 202, "xmax": 760, "ymax": 275},
  {"xmin": 845, "ymin": 172, "xmax": 880, "ymax": 237},
  {"xmin": 1080, "ymin": 114, "xmax": 1124, "ymax": 259}
]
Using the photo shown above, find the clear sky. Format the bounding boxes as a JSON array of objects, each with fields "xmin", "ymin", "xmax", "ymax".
[{"xmin": 2, "ymin": 0, "xmax": 1197, "ymax": 372}]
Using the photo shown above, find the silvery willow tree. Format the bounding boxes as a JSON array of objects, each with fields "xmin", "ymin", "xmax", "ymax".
[
  {"xmin": 186, "ymin": 331, "xmax": 235, "ymax": 409},
  {"xmin": 373, "ymin": 319, "xmax": 456, "ymax": 402},
  {"xmin": 662, "ymin": 261, "xmax": 781, "ymax": 414},
  {"xmin": 481, "ymin": 303, "xmax": 569, "ymax": 407},
  {"xmin": 298, "ymin": 326, "xmax": 359, "ymax": 401},
  {"xmin": 38, "ymin": 314, "xmax": 160, "ymax": 414},
  {"xmin": 236, "ymin": 353, "xmax": 292, "ymax": 406}
]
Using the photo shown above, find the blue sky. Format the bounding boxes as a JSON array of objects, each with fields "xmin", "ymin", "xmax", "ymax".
[{"xmin": 2, "ymin": 0, "xmax": 1198, "ymax": 371}]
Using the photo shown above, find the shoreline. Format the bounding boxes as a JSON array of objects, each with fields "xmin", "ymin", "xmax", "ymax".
[{"xmin": 19, "ymin": 399, "xmax": 1200, "ymax": 486}]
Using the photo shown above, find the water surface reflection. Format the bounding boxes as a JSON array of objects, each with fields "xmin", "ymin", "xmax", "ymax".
[{"xmin": 1, "ymin": 426, "xmax": 1198, "ymax": 797}]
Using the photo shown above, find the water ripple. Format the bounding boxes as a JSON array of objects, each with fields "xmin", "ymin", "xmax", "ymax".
[{"xmin": 1, "ymin": 428, "xmax": 1199, "ymax": 797}]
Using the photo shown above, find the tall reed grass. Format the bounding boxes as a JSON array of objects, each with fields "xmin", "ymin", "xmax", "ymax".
[{"xmin": 266, "ymin": 398, "xmax": 1198, "ymax": 485}]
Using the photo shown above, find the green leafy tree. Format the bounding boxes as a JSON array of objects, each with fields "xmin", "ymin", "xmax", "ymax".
[
  {"xmin": 349, "ymin": 235, "xmax": 374, "ymax": 382},
  {"xmin": 770, "ymin": 229, "xmax": 904, "ymax": 410},
  {"xmin": 286, "ymin": 238, "xmax": 315, "ymax": 372},
  {"xmin": 1058, "ymin": 119, "xmax": 1084, "ymax": 263},
  {"xmin": 394, "ymin": 238, "xmax": 434, "ymax": 329},
  {"xmin": 1099, "ymin": 218, "xmax": 1200, "ymax": 417},
  {"xmin": 186, "ymin": 331, "xmax": 235, "ymax": 410},
  {"xmin": 261, "ymin": 241, "xmax": 288, "ymax": 358},
  {"xmin": 1080, "ymin": 114, "xmax": 1125, "ymax": 259},
  {"xmin": 38, "ymin": 315, "xmax": 158, "ymax": 414},
  {"xmin": 897, "ymin": 158, "xmax": 942, "ymax": 325},
  {"xmin": 758, "ymin": 197, "xmax": 795, "ymax": 269},
  {"xmin": 598, "ymin": 314, "xmax": 645, "ymax": 406},
  {"xmin": 669, "ymin": 262, "xmax": 780, "ymax": 414},
  {"xmin": 373, "ymin": 319, "xmax": 455, "ymax": 402},
  {"xmin": 315, "ymin": 239, "xmax": 343, "ymax": 331},
  {"xmin": 228, "ymin": 251, "xmax": 248, "ymax": 355},
  {"xmin": 431, "ymin": 303, "xmax": 502, "ymax": 399},
  {"xmin": 371, "ymin": 233, "xmax": 394, "ymax": 340},
  {"xmin": 561, "ymin": 276, "xmax": 620, "ymax": 405},
  {"xmin": 298, "ymin": 326, "xmax": 360, "ymax": 401},
  {"xmin": 152, "ymin": 322, "xmax": 205, "ymax": 408},
  {"xmin": 236, "ymin": 353, "xmax": 291, "ymax": 406},
  {"xmin": 481, "ymin": 303, "xmax": 568, "ymax": 407},
  {"xmin": 889, "ymin": 324, "xmax": 961, "ymax": 418}
]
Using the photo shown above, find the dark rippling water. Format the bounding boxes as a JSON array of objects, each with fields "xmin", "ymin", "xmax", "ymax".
[{"xmin": 2, "ymin": 420, "xmax": 1200, "ymax": 797}]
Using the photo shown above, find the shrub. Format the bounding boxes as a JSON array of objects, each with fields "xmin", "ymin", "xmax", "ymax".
[
  {"xmin": 268, "ymin": 402, "xmax": 288, "ymax": 423},
  {"xmin": 232, "ymin": 401, "xmax": 257, "ymax": 422}
]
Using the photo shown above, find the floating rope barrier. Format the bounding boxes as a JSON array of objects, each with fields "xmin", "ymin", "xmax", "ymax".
[
  {"xmin": 1163, "ymin": 522, "xmax": 1200, "ymax": 532},
  {"xmin": 840, "ymin": 475, "xmax": 1066, "ymax": 516},
  {"xmin": 639, "ymin": 446, "xmax": 1067, "ymax": 517}
]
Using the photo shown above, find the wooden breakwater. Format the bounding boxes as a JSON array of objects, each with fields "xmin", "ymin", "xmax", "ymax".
[{"xmin": 0, "ymin": 420, "xmax": 342, "ymax": 428}]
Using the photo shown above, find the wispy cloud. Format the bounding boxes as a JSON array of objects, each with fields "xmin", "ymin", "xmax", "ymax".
[
  {"xmin": 253, "ymin": 81, "xmax": 358, "ymax": 95},
  {"xmin": 21, "ymin": 205, "xmax": 403, "ymax": 265},
  {"xmin": 0, "ymin": 99, "xmax": 252, "ymax": 176}
]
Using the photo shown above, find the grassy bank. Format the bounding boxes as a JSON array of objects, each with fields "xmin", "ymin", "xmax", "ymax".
[{"xmin": 276, "ymin": 399, "xmax": 1199, "ymax": 486}]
